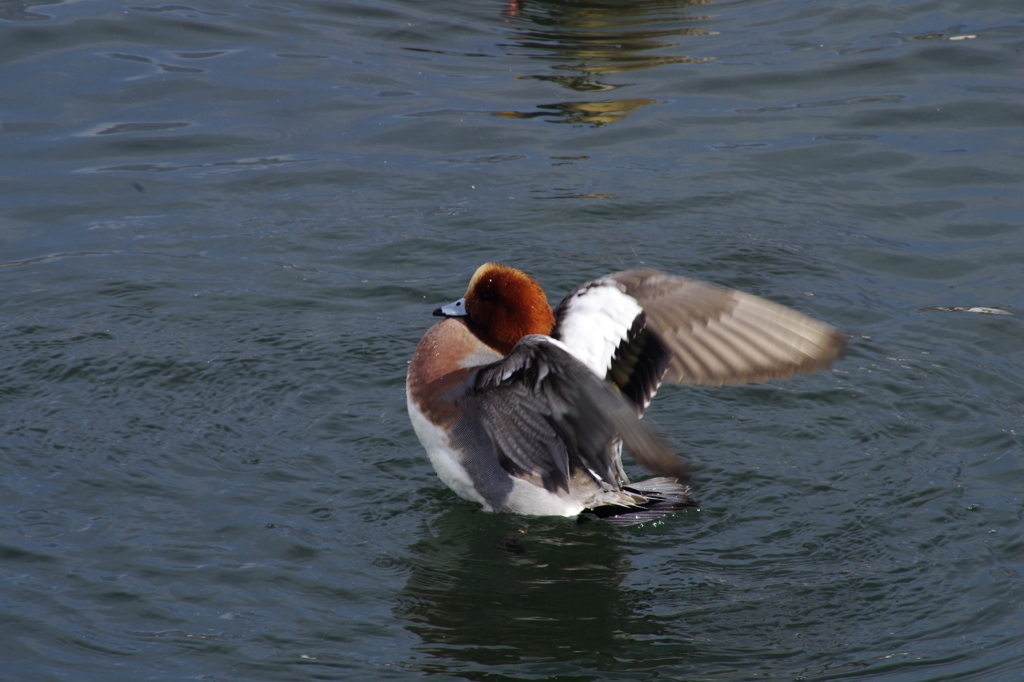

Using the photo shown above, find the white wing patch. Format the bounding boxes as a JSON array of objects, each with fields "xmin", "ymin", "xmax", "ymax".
[{"xmin": 555, "ymin": 278, "xmax": 643, "ymax": 378}]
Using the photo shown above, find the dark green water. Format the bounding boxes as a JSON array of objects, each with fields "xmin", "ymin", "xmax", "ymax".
[{"xmin": 2, "ymin": 0, "xmax": 1023, "ymax": 680}]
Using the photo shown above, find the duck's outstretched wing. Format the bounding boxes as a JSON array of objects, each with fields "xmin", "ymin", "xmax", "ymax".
[
  {"xmin": 552, "ymin": 269, "xmax": 847, "ymax": 413},
  {"xmin": 470, "ymin": 335, "xmax": 686, "ymax": 494}
]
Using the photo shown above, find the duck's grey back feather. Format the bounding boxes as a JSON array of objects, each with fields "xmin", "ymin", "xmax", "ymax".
[{"xmin": 472, "ymin": 335, "xmax": 686, "ymax": 499}]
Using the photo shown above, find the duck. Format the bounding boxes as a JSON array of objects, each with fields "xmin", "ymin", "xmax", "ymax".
[{"xmin": 407, "ymin": 263, "xmax": 846, "ymax": 525}]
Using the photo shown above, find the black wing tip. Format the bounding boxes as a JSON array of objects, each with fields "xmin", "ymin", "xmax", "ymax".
[
  {"xmin": 577, "ymin": 477, "xmax": 696, "ymax": 527},
  {"xmin": 654, "ymin": 456, "xmax": 691, "ymax": 486},
  {"xmin": 832, "ymin": 330, "xmax": 851, "ymax": 362}
]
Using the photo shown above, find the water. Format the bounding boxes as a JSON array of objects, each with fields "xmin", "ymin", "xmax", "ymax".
[{"xmin": 2, "ymin": 0, "xmax": 1023, "ymax": 680}]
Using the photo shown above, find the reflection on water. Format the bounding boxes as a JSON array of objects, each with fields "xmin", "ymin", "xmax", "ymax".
[
  {"xmin": 494, "ymin": 96, "xmax": 661, "ymax": 126},
  {"xmin": 396, "ymin": 509, "xmax": 681, "ymax": 676},
  {"xmin": 498, "ymin": 0, "xmax": 714, "ymax": 125}
]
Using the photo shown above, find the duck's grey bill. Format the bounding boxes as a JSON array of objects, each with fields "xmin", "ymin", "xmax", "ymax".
[{"xmin": 434, "ymin": 297, "xmax": 469, "ymax": 317}]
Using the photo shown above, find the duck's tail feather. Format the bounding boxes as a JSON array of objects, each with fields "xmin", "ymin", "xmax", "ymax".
[{"xmin": 578, "ymin": 477, "xmax": 695, "ymax": 526}]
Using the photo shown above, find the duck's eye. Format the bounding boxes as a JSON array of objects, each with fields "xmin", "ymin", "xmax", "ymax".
[{"xmin": 479, "ymin": 289, "xmax": 497, "ymax": 302}]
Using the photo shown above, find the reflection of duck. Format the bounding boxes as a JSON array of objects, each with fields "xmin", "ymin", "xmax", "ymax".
[
  {"xmin": 494, "ymin": 97, "xmax": 660, "ymax": 126},
  {"xmin": 407, "ymin": 264, "xmax": 846, "ymax": 525},
  {"xmin": 497, "ymin": 0, "xmax": 715, "ymax": 124},
  {"xmin": 504, "ymin": 0, "xmax": 714, "ymax": 85},
  {"xmin": 396, "ymin": 507, "xmax": 673, "ymax": 673}
]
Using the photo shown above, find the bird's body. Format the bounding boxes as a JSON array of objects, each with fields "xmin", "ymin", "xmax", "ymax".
[{"xmin": 407, "ymin": 263, "xmax": 845, "ymax": 525}]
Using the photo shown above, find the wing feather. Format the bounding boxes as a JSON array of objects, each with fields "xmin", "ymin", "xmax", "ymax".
[
  {"xmin": 610, "ymin": 270, "xmax": 847, "ymax": 388},
  {"xmin": 472, "ymin": 336, "xmax": 686, "ymax": 492}
]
